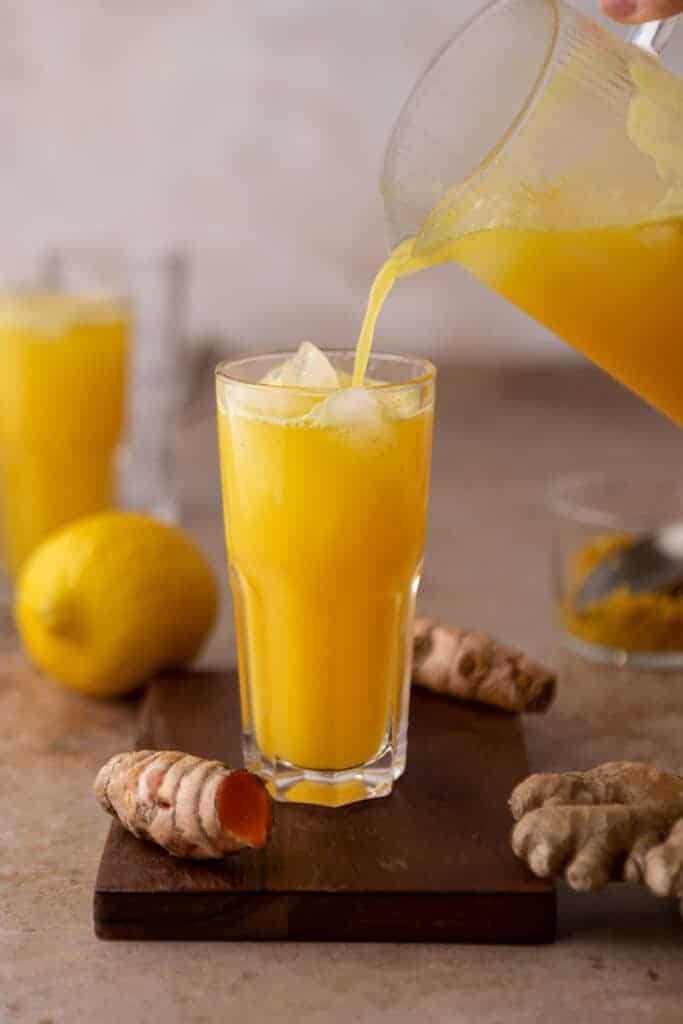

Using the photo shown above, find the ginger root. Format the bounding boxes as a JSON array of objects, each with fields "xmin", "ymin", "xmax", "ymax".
[
  {"xmin": 412, "ymin": 617, "xmax": 556, "ymax": 713},
  {"xmin": 510, "ymin": 761, "xmax": 683, "ymax": 912},
  {"xmin": 94, "ymin": 750, "xmax": 272, "ymax": 859}
]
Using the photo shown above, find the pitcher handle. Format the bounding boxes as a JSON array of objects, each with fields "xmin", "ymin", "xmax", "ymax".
[{"xmin": 629, "ymin": 18, "xmax": 678, "ymax": 56}]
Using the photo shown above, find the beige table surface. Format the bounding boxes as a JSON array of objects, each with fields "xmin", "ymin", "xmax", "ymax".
[{"xmin": 2, "ymin": 363, "xmax": 682, "ymax": 1024}]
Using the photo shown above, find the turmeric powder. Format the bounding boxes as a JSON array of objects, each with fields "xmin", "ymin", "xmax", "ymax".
[{"xmin": 561, "ymin": 534, "xmax": 683, "ymax": 653}]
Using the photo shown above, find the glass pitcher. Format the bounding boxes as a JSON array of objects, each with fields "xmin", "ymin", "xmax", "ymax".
[{"xmin": 382, "ymin": 0, "xmax": 683, "ymax": 424}]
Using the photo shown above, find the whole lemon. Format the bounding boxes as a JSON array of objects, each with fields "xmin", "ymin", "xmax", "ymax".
[{"xmin": 16, "ymin": 512, "xmax": 219, "ymax": 698}]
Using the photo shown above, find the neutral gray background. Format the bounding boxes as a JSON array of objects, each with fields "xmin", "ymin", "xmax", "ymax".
[{"xmin": 2, "ymin": 0, "xmax": 683, "ymax": 360}]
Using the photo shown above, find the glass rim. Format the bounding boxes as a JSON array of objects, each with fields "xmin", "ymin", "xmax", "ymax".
[
  {"xmin": 215, "ymin": 349, "xmax": 437, "ymax": 395},
  {"xmin": 547, "ymin": 470, "xmax": 683, "ymax": 529},
  {"xmin": 383, "ymin": 0, "xmax": 561, "ymax": 242},
  {"xmin": 43, "ymin": 243, "xmax": 188, "ymax": 272}
]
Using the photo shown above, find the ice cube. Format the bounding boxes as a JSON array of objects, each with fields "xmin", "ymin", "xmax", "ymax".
[
  {"xmin": 260, "ymin": 364, "xmax": 286, "ymax": 386},
  {"xmin": 377, "ymin": 389, "xmax": 421, "ymax": 420},
  {"xmin": 308, "ymin": 387, "xmax": 386, "ymax": 434},
  {"xmin": 274, "ymin": 341, "xmax": 338, "ymax": 389},
  {"xmin": 222, "ymin": 342, "xmax": 338, "ymax": 422},
  {"xmin": 222, "ymin": 382, "xmax": 314, "ymax": 422}
]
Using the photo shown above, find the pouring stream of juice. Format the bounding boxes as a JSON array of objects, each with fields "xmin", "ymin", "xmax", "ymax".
[{"xmin": 352, "ymin": 47, "xmax": 683, "ymax": 427}]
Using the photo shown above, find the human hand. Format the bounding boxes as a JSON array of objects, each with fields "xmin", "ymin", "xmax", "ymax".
[{"xmin": 602, "ymin": 0, "xmax": 683, "ymax": 21}]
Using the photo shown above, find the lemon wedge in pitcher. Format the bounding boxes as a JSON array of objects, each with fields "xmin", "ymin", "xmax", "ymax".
[{"xmin": 16, "ymin": 512, "xmax": 218, "ymax": 698}]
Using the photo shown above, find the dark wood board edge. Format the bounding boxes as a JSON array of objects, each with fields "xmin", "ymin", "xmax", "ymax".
[{"xmin": 95, "ymin": 885, "xmax": 555, "ymax": 944}]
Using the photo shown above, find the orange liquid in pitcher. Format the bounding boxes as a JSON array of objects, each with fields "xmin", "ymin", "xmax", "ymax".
[
  {"xmin": 353, "ymin": 217, "xmax": 683, "ymax": 425},
  {"xmin": 453, "ymin": 218, "xmax": 683, "ymax": 424}
]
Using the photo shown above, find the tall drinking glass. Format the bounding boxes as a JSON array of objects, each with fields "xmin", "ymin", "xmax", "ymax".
[
  {"xmin": 0, "ymin": 248, "xmax": 188, "ymax": 610},
  {"xmin": 0, "ymin": 276, "xmax": 129, "ymax": 590},
  {"xmin": 46, "ymin": 248, "xmax": 188, "ymax": 523},
  {"xmin": 216, "ymin": 352, "xmax": 435, "ymax": 806}
]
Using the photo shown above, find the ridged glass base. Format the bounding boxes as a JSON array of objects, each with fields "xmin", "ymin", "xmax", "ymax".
[{"xmin": 243, "ymin": 732, "xmax": 400, "ymax": 807}]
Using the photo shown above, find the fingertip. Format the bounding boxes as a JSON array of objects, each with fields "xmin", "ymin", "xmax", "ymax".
[{"xmin": 601, "ymin": 0, "xmax": 639, "ymax": 21}]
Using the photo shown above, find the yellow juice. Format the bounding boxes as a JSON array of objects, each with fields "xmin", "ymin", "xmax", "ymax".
[
  {"xmin": 450, "ymin": 218, "xmax": 683, "ymax": 426},
  {"xmin": 0, "ymin": 294, "xmax": 128, "ymax": 577},
  {"xmin": 218, "ymin": 384, "xmax": 433, "ymax": 772}
]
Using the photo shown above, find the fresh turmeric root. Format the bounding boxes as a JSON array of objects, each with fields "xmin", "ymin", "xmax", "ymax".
[
  {"xmin": 510, "ymin": 762, "xmax": 683, "ymax": 915},
  {"xmin": 94, "ymin": 750, "xmax": 272, "ymax": 859},
  {"xmin": 413, "ymin": 617, "xmax": 556, "ymax": 713}
]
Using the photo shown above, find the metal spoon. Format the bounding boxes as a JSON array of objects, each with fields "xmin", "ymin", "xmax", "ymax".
[{"xmin": 574, "ymin": 524, "xmax": 683, "ymax": 610}]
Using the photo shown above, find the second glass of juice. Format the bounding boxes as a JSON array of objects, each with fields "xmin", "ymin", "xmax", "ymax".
[
  {"xmin": 0, "ymin": 249, "xmax": 189, "ymax": 599},
  {"xmin": 217, "ymin": 351, "xmax": 435, "ymax": 806},
  {"xmin": 0, "ymin": 291, "xmax": 129, "ymax": 584}
]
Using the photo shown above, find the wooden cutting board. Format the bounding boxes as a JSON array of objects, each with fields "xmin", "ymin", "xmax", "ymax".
[{"xmin": 94, "ymin": 672, "xmax": 555, "ymax": 942}]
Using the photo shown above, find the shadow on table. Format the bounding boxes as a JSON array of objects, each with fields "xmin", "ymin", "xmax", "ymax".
[{"xmin": 558, "ymin": 882, "xmax": 681, "ymax": 948}]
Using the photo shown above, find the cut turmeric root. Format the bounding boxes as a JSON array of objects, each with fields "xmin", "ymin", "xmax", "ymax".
[{"xmin": 94, "ymin": 750, "xmax": 272, "ymax": 859}]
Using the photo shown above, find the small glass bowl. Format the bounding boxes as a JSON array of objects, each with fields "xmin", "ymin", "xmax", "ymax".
[{"xmin": 549, "ymin": 472, "xmax": 683, "ymax": 669}]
